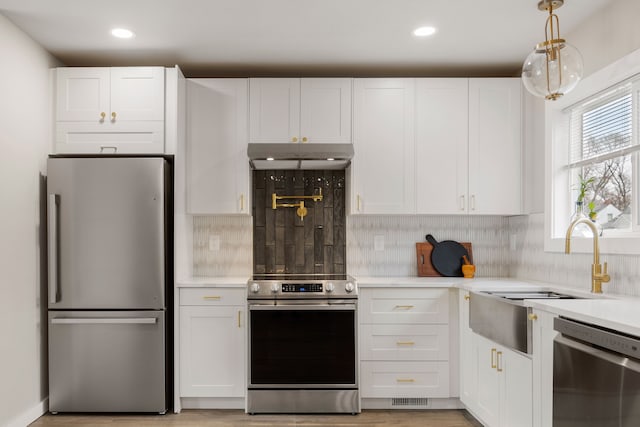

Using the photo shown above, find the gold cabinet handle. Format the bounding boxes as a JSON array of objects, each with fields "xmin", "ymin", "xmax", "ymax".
[
  {"xmin": 357, "ymin": 195, "xmax": 362, "ymax": 212},
  {"xmin": 396, "ymin": 378, "xmax": 415, "ymax": 383},
  {"xmin": 111, "ymin": 111, "xmax": 117, "ymax": 122},
  {"xmin": 291, "ymin": 136, "xmax": 298, "ymax": 143},
  {"xmin": 528, "ymin": 313, "xmax": 538, "ymax": 321},
  {"xmin": 497, "ymin": 351, "xmax": 503, "ymax": 372},
  {"xmin": 464, "ymin": 294, "xmax": 470, "ymax": 301},
  {"xmin": 238, "ymin": 310, "xmax": 242, "ymax": 328},
  {"xmin": 302, "ymin": 137, "xmax": 308, "ymax": 143},
  {"xmin": 491, "ymin": 348, "xmax": 497, "ymax": 369},
  {"xmin": 396, "ymin": 341, "xmax": 415, "ymax": 346},
  {"xmin": 100, "ymin": 112, "xmax": 106, "ymax": 121},
  {"xmin": 240, "ymin": 194, "xmax": 245, "ymax": 212},
  {"xmin": 203, "ymin": 296, "xmax": 221, "ymax": 301},
  {"xmin": 394, "ymin": 305, "xmax": 414, "ymax": 310}
]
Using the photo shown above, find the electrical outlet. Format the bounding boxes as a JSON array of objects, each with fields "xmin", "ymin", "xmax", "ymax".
[{"xmin": 209, "ymin": 235, "xmax": 220, "ymax": 251}]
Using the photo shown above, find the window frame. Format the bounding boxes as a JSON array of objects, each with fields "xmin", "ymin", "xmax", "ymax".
[{"xmin": 545, "ymin": 48, "xmax": 640, "ymax": 255}]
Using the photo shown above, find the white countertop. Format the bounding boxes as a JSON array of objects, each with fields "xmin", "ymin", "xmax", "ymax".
[
  {"xmin": 175, "ymin": 274, "xmax": 640, "ymax": 336},
  {"xmin": 176, "ymin": 276, "xmax": 248, "ymax": 288}
]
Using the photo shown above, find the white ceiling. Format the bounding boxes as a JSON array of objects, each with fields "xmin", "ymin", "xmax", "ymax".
[{"xmin": 0, "ymin": 0, "xmax": 612, "ymax": 77}]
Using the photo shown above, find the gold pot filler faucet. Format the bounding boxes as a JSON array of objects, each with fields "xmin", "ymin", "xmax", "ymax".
[{"xmin": 565, "ymin": 217, "xmax": 610, "ymax": 293}]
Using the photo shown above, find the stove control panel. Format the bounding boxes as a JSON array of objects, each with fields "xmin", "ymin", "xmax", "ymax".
[{"xmin": 282, "ymin": 283, "xmax": 323, "ymax": 293}]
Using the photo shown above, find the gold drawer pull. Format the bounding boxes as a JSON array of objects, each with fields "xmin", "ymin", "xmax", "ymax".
[
  {"xmin": 491, "ymin": 348, "xmax": 497, "ymax": 369},
  {"xmin": 396, "ymin": 378, "xmax": 415, "ymax": 383},
  {"xmin": 396, "ymin": 341, "xmax": 415, "ymax": 346},
  {"xmin": 464, "ymin": 294, "xmax": 470, "ymax": 300},
  {"xmin": 497, "ymin": 351, "xmax": 503, "ymax": 372},
  {"xmin": 203, "ymin": 296, "xmax": 221, "ymax": 301},
  {"xmin": 394, "ymin": 305, "xmax": 414, "ymax": 310}
]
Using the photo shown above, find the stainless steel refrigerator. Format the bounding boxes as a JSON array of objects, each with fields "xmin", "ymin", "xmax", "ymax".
[{"xmin": 47, "ymin": 156, "xmax": 172, "ymax": 414}]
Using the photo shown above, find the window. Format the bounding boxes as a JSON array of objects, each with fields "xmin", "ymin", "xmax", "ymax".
[
  {"xmin": 567, "ymin": 81, "xmax": 636, "ymax": 233},
  {"xmin": 545, "ymin": 48, "xmax": 640, "ymax": 255}
]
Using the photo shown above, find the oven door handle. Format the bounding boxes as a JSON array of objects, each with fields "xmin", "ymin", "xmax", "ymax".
[
  {"xmin": 249, "ymin": 304, "xmax": 356, "ymax": 311},
  {"xmin": 555, "ymin": 334, "xmax": 640, "ymax": 373}
]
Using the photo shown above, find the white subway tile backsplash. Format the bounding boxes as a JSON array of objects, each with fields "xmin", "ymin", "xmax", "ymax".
[
  {"xmin": 346, "ymin": 215, "xmax": 509, "ymax": 277},
  {"xmin": 508, "ymin": 213, "xmax": 640, "ymax": 297},
  {"xmin": 191, "ymin": 212, "xmax": 640, "ymax": 297},
  {"xmin": 192, "ymin": 216, "xmax": 253, "ymax": 277}
]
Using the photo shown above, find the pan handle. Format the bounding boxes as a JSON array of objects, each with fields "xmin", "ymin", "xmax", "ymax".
[{"xmin": 425, "ymin": 234, "xmax": 438, "ymax": 246}]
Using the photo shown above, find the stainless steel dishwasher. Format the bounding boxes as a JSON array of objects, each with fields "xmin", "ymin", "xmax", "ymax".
[{"xmin": 553, "ymin": 316, "xmax": 640, "ymax": 426}]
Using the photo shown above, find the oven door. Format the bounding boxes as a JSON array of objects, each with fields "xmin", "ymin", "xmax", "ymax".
[
  {"xmin": 248, "ymin": 300, "xmax": 357, "ymax": 389},
  {"xmin": 553, "ymin": 334, "xmax": 640, "ymax": 426}
]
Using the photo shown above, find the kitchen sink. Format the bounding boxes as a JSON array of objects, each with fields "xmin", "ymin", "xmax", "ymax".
[
  {"xmin": 485, "ymin": 291, "xmax": 580, "ymax": 300},
  {"xmin": 469, "ymin": 290, "xmax": 581, "ymax": 354}
]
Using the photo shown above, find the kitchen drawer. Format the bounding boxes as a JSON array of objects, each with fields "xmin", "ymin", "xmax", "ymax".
[
  {"xmin": 360, "ymin": 361, "xmax": 450, "ymax": 398},
  {"xmin": 359, "ymin": 288, "xmax": 449, "ymax": 324},
  {"xmin": 179, "ymin": 288, "xmax": 246, "ymax": 306},
  {"xmin": 360, "ymin": 324, "xmax": 449, "ymax": 361}
]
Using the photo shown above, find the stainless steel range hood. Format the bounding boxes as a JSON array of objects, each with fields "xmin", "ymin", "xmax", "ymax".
[{"xmin": 247, "ymin": 143, "xmax": 353, "ymax": 170}]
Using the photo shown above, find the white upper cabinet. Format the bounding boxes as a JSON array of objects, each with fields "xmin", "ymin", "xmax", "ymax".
[
  {"xmin": 415, "ymin": 79, "xmax": 469, "ymax": 214},
  {"xmin": 249, "ymin": 78, "xmax": 352, "ymax": 144},
  {"xmin": 468, "ymin": 78, "xmax": 522, "ymax": 215},
  {"xmin": 54, "ymin": 67, "xmax": 165, "ymax": 154},
  {"xmin": 186, "ymin": 79, "xmax": 249, "ymax": 215},
  {"xmin": 351, "ymin": 78, "xmax": 415, "ymax": 214}
]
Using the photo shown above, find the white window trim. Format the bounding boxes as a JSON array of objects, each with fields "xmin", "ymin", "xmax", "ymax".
[{"xmin": 545, "ymin": 47, "xmax": 640, "ymax": 255}]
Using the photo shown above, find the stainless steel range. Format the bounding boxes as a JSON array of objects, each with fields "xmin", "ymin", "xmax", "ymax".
[{"xmin": 246, "ymin": 274, "xmax": 359, "ymax": 414}]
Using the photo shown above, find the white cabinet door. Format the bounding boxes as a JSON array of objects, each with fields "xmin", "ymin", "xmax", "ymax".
[
  {"xmin": 501, "ymin": 347, "xmax": 533, "ymax": 427},
  {"xmin": 352, "ymin": 78, "xmax": 415, "ymax": 214},
  {"xmin": 458, "ymin": 291, "xmax": 477, "ymax": 411},
  {"xmin": 179, "ymin": 305, "xmax": 245, "ymax": 397},
  {"xmin": 249, "ymin": 78, "xmax": 300, "ymax": 143},
  {"xmin": 415, "ymin": 79, "xmax": 469, "ymax": 214},
  {"xmin": 186, "ymin": 78, "xmax": 249, "ymax": 214},
  {"xmin": 475, "ymin": 334, "xmax": 501, "ymax": 427},
  {"xmin": 471, "ymin": 333, "xmax": 533, "ymax": 427},
  {"xmin": 468, "ymin": 78, "xmax": 522, "ymax": 215},
  {"xmin": 300, "ymin": 78, "xmax": 352, "ymax": 143},
  {"xmin": 55, "ymin": 67, "xmax": 166, "ymax": 154},
  {"xmin": 56, "ymin": 67, "xmax": 110, "ymax": 122},
  {"xmin": 110, "ymin": 67, "xmax": 165, "ymax": 121}
]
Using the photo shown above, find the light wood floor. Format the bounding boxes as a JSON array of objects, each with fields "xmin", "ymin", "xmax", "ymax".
[{"xmin": 30, "ymin": 409, "xmax": 483, "ymax": 426}]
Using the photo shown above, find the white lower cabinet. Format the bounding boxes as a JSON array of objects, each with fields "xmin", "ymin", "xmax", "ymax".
[
  {"xmin": 360, "ymin": 288, "xmax": 451, "ymax": 400},
  {"xmin": 459, "ymin": 290, "xmax": 532, "ymax": 427},
  {"xmin": 179, "ymin": 288, "xmax": 245, "ymax": 399}
]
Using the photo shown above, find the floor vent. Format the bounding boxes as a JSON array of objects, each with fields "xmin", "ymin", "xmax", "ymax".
[{"xmin": 391, "ymin": 397, "xmax": 429, "ymax": 407}]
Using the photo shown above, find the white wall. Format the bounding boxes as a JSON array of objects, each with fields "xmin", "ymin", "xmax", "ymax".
[{"xmin": 0, "ymin": 13, "xmax": 59, "ymax": 427}]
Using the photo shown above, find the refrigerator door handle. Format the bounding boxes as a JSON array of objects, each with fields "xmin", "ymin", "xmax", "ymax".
[
  {"xmin": 48, "ymin": 194, "xmax": 59, "ymax": 304},
  {"xmin": 51, "ymin": 317, "xmax": 158, "ymax": 325}
]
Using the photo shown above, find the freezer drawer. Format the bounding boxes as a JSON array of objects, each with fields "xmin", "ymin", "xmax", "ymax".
[{"xmin": 48, "ymin": 310, "xmax": 166, "ymax": 413}]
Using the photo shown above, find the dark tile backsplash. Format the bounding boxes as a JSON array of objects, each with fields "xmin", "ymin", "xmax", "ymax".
[{"xmin": 252, "ymin": 170, "xmax": 346, "ymax": 274}]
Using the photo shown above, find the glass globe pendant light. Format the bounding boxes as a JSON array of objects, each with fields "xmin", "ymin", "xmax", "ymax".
[{"xmin": 522, "ymin": 0, "xmax": 583, "ymax": 100}]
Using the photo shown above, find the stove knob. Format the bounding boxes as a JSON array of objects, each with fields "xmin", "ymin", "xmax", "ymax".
[
  {"xmin": 345, "ymin": 282, "xmax": 355, "ymax": 293},
  {"xmin": 250, "ymin": 283, "xmax": 260, "ymax": 294},
  {"xmin": 325, "ymin": 282, "xmax": 335, "ymax": 293},
  {"xmin": 270, "ymin": 283, "xmax": 280, "ymax": 293}
]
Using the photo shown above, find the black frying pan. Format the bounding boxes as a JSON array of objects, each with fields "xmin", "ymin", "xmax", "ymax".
[{"xmin": 425, "ymin": 234, "xmax": 469, "ymax": 277}]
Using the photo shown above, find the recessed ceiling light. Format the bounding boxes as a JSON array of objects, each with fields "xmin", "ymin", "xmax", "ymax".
[
  {"xmin": 413, "ymin": 26, "xmax": 437, "ymax": 37},
  {"xmin": 111, "ymin": 28, "xmax": 135, "ymax": 39},
  {"xmin": 327, "ymin": 158, "xmax": 335, "ymax": 161},
  {"xmin": 266, "ymin": 157, "xmax": 274, "ymax": 161}
]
